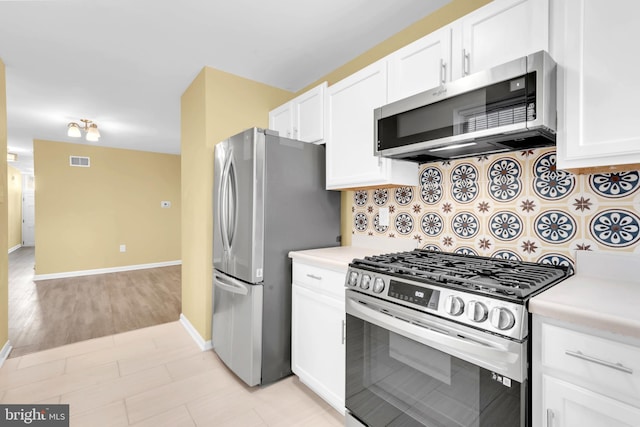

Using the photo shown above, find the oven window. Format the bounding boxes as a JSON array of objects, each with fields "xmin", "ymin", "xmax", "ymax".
[{"xmin": 346, "ymin": 314, "xmax": 525, "ymax": 427}]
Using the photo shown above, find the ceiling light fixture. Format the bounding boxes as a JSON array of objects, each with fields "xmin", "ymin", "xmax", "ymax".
[
  {"xmin": 67, "ymin": 118, "xmax": 100, "ymax": 142},
  {"xmin": 7, "ymin": 152, "xmax": 18, "ymax": 162}
]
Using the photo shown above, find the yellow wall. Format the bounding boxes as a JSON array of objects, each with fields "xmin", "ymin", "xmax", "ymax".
[
  {"xmin": 180, "ymin": 67, "xmax": 291, "ymax": 340},
  {"xmin": 180, "ymin": 0, "xmax": 492, "ymax": 341},
  {"xmin": 33, "ymin": 140, "xmax": 181, "ymax": 275},
  {"xmin": 1, "ymin": 58, "xmax": 8, "ymax": 349},
  {"xmin": 7, "ymin": 165, "xmax": 22, "ymax": 250}
]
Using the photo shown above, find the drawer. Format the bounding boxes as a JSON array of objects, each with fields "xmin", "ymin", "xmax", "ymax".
[
  {"xmin": 541, "ymin": 322, "xmax": 640, "ymax": 406},
  {"xmin": 292, "ymin": 262, "xmax": 346, "ymax": 298}
]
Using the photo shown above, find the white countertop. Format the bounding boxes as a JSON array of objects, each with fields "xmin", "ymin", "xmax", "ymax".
[
  {"xmin": 529, "ymin": 250, "xmax": 640, "ymax": 340},
  {"xmin": 289, "ymin": 235, "xmax": 418, "ymax": 272},
  {"xmin": 288, "ymin": 246, "xmax": 382, "ymax": 272}
]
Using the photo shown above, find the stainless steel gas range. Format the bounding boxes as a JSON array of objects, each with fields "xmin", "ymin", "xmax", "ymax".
[{"xmin": 344, "ymin": 250, "xmax": 571, "ymax": 427}]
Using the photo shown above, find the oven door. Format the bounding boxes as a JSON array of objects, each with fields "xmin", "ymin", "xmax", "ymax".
[{"xmin": 345, "ymin": 291, "xmax": 527, "ymax": 427}]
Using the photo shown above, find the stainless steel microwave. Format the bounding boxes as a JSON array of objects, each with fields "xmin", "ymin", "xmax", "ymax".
[{"xmin": 374, "ymin": 50, "xmax": 556, "ymax": 163}]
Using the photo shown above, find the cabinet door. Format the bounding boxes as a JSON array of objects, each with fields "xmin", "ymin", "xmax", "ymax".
[
  {"xmin": 543, "ymin": 375, "xmax": 640, "ymax": 427},
  {"xmin": 458, "ymin": 0, "xmax": 549, "ymax": 78},
  {"xmin": 554, "ymin": 0, "xmax": 640, "ymax": 170},
  {"xmin": 269, "ymin": 102, "xmax": 293, "ymax": 138},
  {"xmin": 326, "ymin": 61, "xmax": 417, "ymax": 189},
  {"xmin": 326, "ymin": 60, "xmax": 388, "ymax": 189},
  {"xmin": 387, "ymin": 26, "xmax": 452, "ymax": 103},
  {"xmin": 292, "ymin": 284, "xmax": 345, "ymax": 413},
  {"xmin": 294, "ymin": 82, "xmax": 326, "ymax": 143}
]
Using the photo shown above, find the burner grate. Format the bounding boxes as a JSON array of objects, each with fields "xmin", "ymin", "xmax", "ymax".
[{"xmin": 354, "ymin": 249, "xmax": 570, "ymax": 299}]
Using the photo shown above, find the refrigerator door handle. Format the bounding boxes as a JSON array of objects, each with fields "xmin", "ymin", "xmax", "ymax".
[
  {"xmin": 219, "ymin": 153, "xmax": 232, "ymax": 252},
  {"xmin": 227, "ymin": 157, "xmax": 237, "ymax": 248},
  {"xmin": 214, "ymin": 271, "xmax": 249, "ymax": 296}
]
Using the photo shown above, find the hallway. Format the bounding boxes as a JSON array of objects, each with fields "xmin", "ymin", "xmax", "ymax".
[{"xmin": 8, "ymin": 247, "xmax": 181, "ymax": 357}]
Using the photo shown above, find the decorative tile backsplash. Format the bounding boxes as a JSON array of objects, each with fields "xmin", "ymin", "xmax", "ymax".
[{"xmin": 351, "ymin": 148, "xmax": 640, "ymax": 270}]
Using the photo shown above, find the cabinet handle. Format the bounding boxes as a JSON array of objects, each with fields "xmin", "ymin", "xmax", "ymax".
[
  {"xmin": 463, "ymin": 49, "xmax": 470, "ymax": 76},
  {"xmin": 306, "ymin": 273, "xmax": 322, "ymax": 281},
  {"xmin": 546, "ymin": 409, "xmax": 554, "ymax": 427},
  {"xmin": 293, "ymin": 127, "xmax": 298, "ymax": 139},
  {"xmin": 565, "ymin": 350, "xmax": 633, "ymax": 374},
  {"xmin": 440, "ymin": 59, "xmax": 447, "ymax": 84},
  {"xmin": 341, "ymin": 320, "xmax": 346, "ymax": 344}
]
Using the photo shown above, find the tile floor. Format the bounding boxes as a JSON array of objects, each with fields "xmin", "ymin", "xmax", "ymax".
[{"xmin": 0, "ymin": 321, "xmax": 344, "ymax": 427}]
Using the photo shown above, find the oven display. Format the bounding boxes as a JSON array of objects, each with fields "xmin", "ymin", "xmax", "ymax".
[{"xmin": 388, "ymin": 280, "xmax": 439, "ymax": 309}]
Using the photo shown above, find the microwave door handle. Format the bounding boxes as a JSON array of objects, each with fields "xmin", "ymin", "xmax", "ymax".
[
  {"xmin": 346, "ymin": 297, "xmax": 520, "ymax": 370},
  {"xmin": 214, "ymin": 271, "xmax": 249, "ymax": 295}
]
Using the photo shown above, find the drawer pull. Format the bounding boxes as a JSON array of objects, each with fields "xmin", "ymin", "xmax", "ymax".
[
  {"xmin": 565, "ymin": 350, "xmax": 633, "ymax": 374},
  {"xmin": 306, "ymin": 274, "xmax": 322, "ymax": 281}
]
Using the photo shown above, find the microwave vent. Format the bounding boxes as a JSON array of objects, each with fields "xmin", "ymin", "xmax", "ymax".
[{"xmin": 463, "ymin": 103, "xmax": 535, "ymax": 134}]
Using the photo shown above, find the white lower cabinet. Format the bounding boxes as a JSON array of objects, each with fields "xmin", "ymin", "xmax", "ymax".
[
  {"xmin": 543, "ymin": 375, "xmax": 640, "ymax": 427},
  {"xmin": 533, "ymin": 315, "xmax": 640, "ymax": 427},
  {"xmin": 291, "ymin": 261, "xmax": 345, "ymax": 414}
]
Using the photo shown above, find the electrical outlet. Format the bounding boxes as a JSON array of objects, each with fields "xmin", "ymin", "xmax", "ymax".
[
  {"xmin": 161, "ymin": 201, "xmax": 171, "ymax": 208},
  {"xmin": 379, "ymin": 207, "xmax": 390, "ymax": 227},
  {"xmin": 119, "ymin": 244, "xmax": 126, "ymax": 253}
]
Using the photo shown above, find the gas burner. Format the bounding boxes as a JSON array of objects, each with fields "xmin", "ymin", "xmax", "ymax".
[{"xmin": 352, "ymin": 249, "xmax": 571, "ymax": 301}]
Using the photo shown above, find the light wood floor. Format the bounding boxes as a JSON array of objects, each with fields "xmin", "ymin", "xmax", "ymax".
[
  {"xmin": 0, "ymin": 321, "xmax": 344, "ymax": 426},
  {"xmin": 8, "ymin": 247, "xmax": 181, "ymax": 357}
]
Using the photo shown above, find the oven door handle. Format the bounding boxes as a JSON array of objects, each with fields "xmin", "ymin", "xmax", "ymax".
[{"xmin": 346, "ymin": 297, "xmax": 524, "ymax": 382}]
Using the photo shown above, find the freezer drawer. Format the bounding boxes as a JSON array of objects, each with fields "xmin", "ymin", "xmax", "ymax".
[{"xmin": 212, "ymin": 269, "xmax": 263, "ymax": 386}]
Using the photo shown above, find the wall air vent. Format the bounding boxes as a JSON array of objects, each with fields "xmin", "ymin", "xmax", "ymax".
[{"xmin": 69, "ymin": 156, "xmax": 90, "ymax": 167}]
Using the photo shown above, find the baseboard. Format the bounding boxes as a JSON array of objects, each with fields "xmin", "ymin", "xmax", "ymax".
[
  {"xmin": 8, "ymin": 244, "xmax": 21, "ymax": 254},
  {"xmin": 33, "ymin": 260, "xmax": 182, "ymax": 281},
  {"xmin": 179, "ymin": 313, "xmax": 212, "ymax": 351},
  {"xmin": 0, "ymin": 340, "xmax": 12, "ymax": 368}
]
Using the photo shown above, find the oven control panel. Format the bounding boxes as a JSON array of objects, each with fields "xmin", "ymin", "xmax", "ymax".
[
  {"xmin": 388, "ymin": 279, "xmax": 439, "ymax": 309},
  {"xmin": 345, "ymin": 267, "xmax": 527, "ymax": 340}
]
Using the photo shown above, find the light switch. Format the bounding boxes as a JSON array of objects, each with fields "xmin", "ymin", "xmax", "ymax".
[
  {"xmin": 119, "ymin": 244, "xmax": 126, "ymax": 253},
  {"xmin": 379, "ymin": 207, "xmax": 390, "ymax": 227}
]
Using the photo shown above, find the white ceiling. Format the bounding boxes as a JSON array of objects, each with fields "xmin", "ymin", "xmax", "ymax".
[{"xmin": 1, "ymin": 0, "xmax": 450, "ymax": 174}]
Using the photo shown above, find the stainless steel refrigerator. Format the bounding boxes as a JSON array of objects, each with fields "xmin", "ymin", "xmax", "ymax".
[{"xmin": 212, "ymin": 127, "xmax": 341, "ymax": 386}]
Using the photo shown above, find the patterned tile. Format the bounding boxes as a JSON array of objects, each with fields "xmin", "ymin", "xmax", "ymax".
[{"xmin": 351, "ymin": 148, "xmax": 640, "ymax": 264}]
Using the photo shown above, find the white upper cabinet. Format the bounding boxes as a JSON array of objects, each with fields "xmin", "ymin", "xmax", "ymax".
[
  {"xmin": 387, "ymin": 0, "xmax": 549, "ymax": 102},
  {"xmin": 325, "ymin": 61, "xmax": 418, "ymax": 190},
  {"xmin": 387, "ymin": 26, "xmax": 452, "ymax": 103},
  {"xmin": 269, "ymin": 82, "xmax": 327, "ymax": 143},
  {"xmin": 552, "ymin": 0, "xmax": 640, "ymax": 171},
  {"xmin": 269, "ymin": 102, "xmax": 294, "ymax": 138},
  {"xmin": 323, "ymin": 0, "xmax": 549, "ymax": 190},
  {"xmin": 457, "ymin": 0, "xmax": 549, "ymax": 78}
]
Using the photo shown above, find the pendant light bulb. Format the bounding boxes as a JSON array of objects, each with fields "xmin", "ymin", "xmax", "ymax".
[
  {"xmin": 86, "ymin": 123, "xmax": 100, "ymax": 142},
  {"xmin": 67, "ymin": 122, "xmax": 81, "ymax": 138}
]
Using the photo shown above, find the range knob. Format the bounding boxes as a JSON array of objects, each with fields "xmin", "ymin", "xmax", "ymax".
[
  {"xmin": 490, "ymin": 307, "xmax": 516, "ymax": 330},
  {"xmin": 467, "ymin": 301, "xmax": 488, "ymax": 322},
  {"xmin": 347, "ymin": 271, "xmax": 359, "ymax": 287},
  {"xmin": 444, "ymin": 295, "xmax": 465, "ymax": 316},
  {"xmin": 372, "ymin": 277, "xmax": 385, "ymax": 294},
  {"xmin": 360, "ymin": 274, "xmax": 371, "ymax": 290}
]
